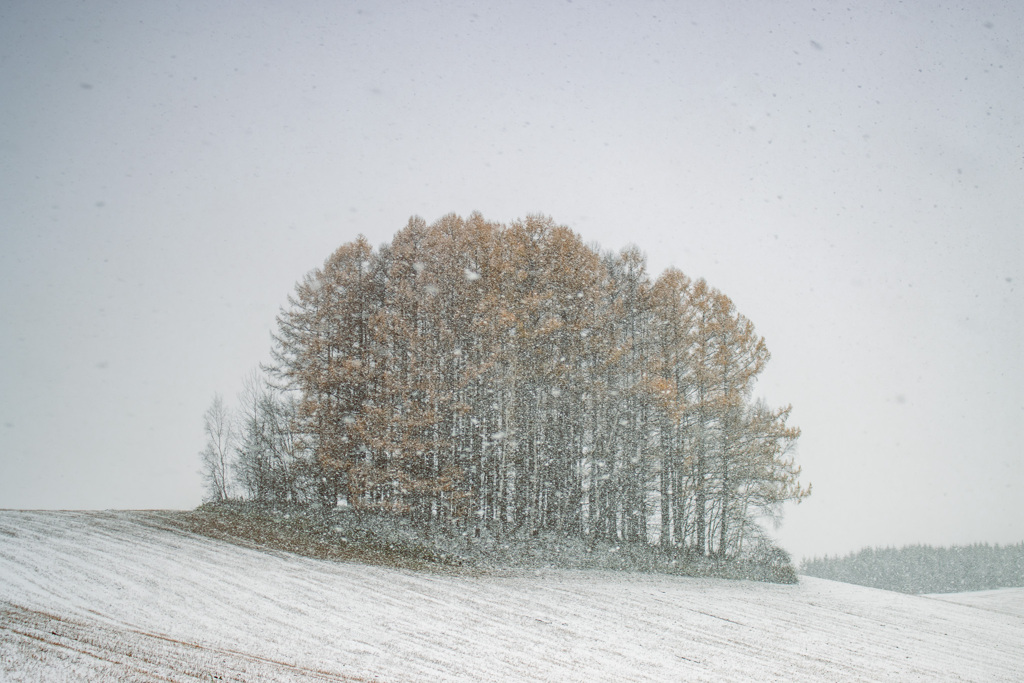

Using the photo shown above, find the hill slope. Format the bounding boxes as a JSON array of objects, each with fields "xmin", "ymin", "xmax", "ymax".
[
  {"xmin": 1, "ymin": 511, "xmax": 1022, "ymax": 682},
  {"xmin": 924, "ymin": 587, "xmax": 1024, "ymax": 618}
]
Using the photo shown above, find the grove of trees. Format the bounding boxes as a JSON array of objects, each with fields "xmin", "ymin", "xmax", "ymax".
[{"xmin": 201, "ymin": 213, "xmax": 809, "ymax": 557}]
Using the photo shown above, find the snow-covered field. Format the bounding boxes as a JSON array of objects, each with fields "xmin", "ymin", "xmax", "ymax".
[
  {"xmin": 1, "ymin": 511, "xmax": 1021, "ymax": 682},
  {"xmin": 924, "ymin": 586, "xmax": 1024, "ymax": 619}
]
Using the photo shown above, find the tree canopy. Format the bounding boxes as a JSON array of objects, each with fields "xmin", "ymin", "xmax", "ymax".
[{"xmin": 204, "ymin": 213, "xmax": 809, "ymax": 557}]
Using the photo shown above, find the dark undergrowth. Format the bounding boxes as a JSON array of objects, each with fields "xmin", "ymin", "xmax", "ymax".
[{"xmin": 170, "ymin": 501, "xmax": 798, "ymax": 584}]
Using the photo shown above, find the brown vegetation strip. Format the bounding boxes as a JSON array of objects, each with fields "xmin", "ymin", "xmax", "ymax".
[{"xmin": 151, "ymin": 508, "xmax": 454, "ymax": 572}]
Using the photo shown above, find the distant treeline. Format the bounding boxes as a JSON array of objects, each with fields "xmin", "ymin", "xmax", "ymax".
[{"xmin": 800, "ymin": 542, "xmax": 1024, "ymax": 594}]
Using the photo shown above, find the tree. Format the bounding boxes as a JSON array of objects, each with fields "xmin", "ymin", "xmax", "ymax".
[
  {"xmin": 199, "ymin": 393, "xmax": 234, "ymax": 502},
  {"xmin": 647, "ymin": 267, "xmax": 694, "ymax": 547},
  {"xmin": 234, "ymin": 371, "xmax": 309, "ymax": 505},
  {"xmin": 706, "ymin": 290, "xmax": 770, "ymax": 556},
  {"xmin": 268, "ymin": 235, "xmax": 381, "ymax": 508}
]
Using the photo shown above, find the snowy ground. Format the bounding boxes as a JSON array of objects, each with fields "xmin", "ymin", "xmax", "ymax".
[
  {"xmin": 1, "ymin": 511, "xmax": 1021, "ymax": 682},
  {"xmin": 924, "ymin": 586, "xmax": 1024, "ymax": 619}
]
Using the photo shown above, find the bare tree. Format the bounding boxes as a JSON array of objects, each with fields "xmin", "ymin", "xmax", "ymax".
[
  {"xmin": 234, "ymin": 370, "xmax": 311, "ymax": 504},
  {"xmin": 200, "ymin": 393, "xmax": 234, "ymax": 502}
]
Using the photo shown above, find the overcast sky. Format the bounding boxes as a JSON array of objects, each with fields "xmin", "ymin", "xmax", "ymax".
[{"xmin": 1, "ymin": 0, "xmax": 1021, "ymax": 561}]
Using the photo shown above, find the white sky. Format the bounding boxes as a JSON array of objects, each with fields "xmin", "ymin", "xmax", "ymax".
[{"xmin": 1, "ymin": 0, "xmax": 1021, "ymax": 561}]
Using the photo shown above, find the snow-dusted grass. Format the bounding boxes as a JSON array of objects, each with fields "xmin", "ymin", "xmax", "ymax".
[
  {"xmin": 176, "ymin": 503, "xmax": 797, "ymax": 583},
  {"xmin": 1, "ymin": 511, "xmax": 1021, "ymax": 681}
]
